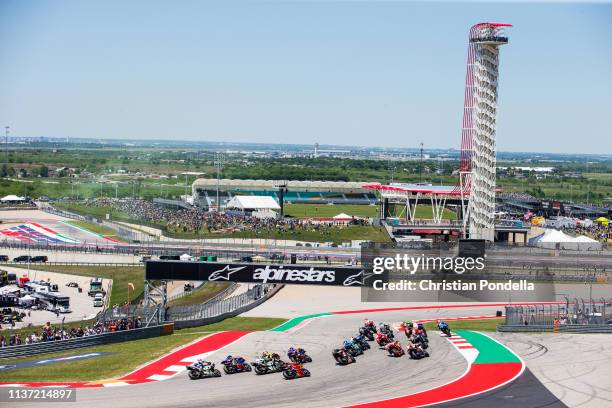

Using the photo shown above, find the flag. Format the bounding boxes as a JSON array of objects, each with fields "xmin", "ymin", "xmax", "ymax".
[{"xmin": 128, "ymin": 282, "xmax": 134, "ymax": 291}]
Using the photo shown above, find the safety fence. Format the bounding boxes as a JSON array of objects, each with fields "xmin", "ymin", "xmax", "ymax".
[
  {"xmin": 167, "ymin": 284, "xmax": 276, "ymax": 322},
  {"xmin": 497, "ymin": 324, "xmax": 612, "ymax": 333},
  {"xmin": 0, "ymin": 323, "xmax": 174, "ymax": 359},
  {"xmin": 167, "ymin": 282, "xmax": 237, "ymax": 304},
  {"xmin": 498, "ymin": 298, "xmax": 612, "ymax": 333},
  {"xmin": 172, "ymin": 284, "xmax": 283, "ymax": 329}
]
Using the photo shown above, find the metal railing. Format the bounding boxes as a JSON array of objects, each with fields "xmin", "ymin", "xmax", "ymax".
[
  {"xmin": 503, "ymin": 298, "xmax": 612, "ymax": 326},
  {"xmin": 167, "ymin": 284, "xmax": 273, "ymax": 321}
]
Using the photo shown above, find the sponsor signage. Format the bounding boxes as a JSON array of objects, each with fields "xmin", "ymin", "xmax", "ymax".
[{"xmin": 145, "ymin": 261, "xmax": 370, "ymax": 287}]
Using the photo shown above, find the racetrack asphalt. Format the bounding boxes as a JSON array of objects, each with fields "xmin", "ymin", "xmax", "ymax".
[{"xmin": 3, "ymin": 284, "xmax": 607, "ymax": 408}]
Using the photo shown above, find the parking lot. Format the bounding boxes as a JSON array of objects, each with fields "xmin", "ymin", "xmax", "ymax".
[{"xmin": 0, "ymin": 266, "xmax": 108, "ymax": 328}]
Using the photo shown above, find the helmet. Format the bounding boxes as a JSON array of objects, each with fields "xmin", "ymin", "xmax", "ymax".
[{"xmin": 343, "ymin": 340, "xmax": 352, "ymax": 348}]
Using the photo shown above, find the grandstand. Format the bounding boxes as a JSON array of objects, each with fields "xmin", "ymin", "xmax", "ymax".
[{"xmin": 191, "ymin": 179, "xmax": 379, "ymax": 209}]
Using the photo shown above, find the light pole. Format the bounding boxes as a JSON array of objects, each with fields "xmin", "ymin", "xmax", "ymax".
[
  {"xmin": 419, "ymin": 142, "xmax": 424, "ymax": 183},
  {"xmin": 4, "ymin": 126, "xmax": 8, "ymax": 169},
  {"xmin": 214, "ymin": 152, "xmax": 225, "ymax": 211}
]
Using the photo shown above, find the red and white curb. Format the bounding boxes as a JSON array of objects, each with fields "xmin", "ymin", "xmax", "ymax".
[{"xmin": 445, "ymin": 333, "xmax": 478, "ymax": 364}]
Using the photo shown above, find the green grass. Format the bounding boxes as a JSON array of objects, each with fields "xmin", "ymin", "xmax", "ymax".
[
  {"xmin": 66, "ymin": 220, "xmax": 122, "ymax": 239},
  {"xmin": 284, "ymin": 203, "xmax": 378, "ymax": 218},
  {"xmin": 387, "ymin": 204, "xmax": 457, "ymax": 220},
  {"xmin": 10, "ymin": 265, "xmax": 144, "ymax": 308},
  {"xmin": 169, "ymin": 282, "xmax": 232, "ymax": 306},
  {"xmin": 423, "ymin": 318, "xmax": 504, "ymax": 332},
  {"xmin": 0, "ymin": 317, "xmax": 286, "ymax": 382}
]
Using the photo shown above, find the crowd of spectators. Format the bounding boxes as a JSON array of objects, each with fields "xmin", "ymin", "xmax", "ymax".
[
  {"xmin": 0, "ymin": 317, "xmax": 142, "ymax": 348},
  {"xmin": 78, "ymin": 198, "xmax": 367, "ymax": 235}
]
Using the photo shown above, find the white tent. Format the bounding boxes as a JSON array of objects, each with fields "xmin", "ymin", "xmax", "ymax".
[
  {"xmin": 226, "ymin": 196, "xmax": 280, "ymax": 211},
  {"xmin": 532, "ymin": 229, "xmax": 602, "ymax": 251},
  {"xmin": 19, "ymin": 294, "xmax": 36, "ymax": 306},
  {"xmin": 333, "ymin": 213, "xmax": 352, "ymax": 219},
  {"xmin": 1, "ymin": 194, "xmax": 25, "ymax": 202},
  {"xmin": 179, "ymin": 253, "xmax": 193, "ymax": 261}
]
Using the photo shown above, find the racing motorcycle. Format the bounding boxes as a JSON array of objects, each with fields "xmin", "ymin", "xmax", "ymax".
[
  {"xmin": 347, "ymin": 342, "xmax": 363, "ymax": 357},
  {"xmin": 412, "ymin": 333, "xmax": 429, "ymax": 350},
  {"xmin": 353, "ymin": 335, "xmax": 370, "ymax": 351},
  {"xmin": 252, "ymin": 356, "xmax": 285, "ymax": 375},
  {"xmin": 282, "ymin": 362, "xmax": 311, "ymax": 380},
  {"xmin": 332, "ymin": 348, "xmax": 356, "ymax": 365},
  {"xmin": 358, "ymin": 326, "xmax": 375, "ymax": 341},
  {"xmin": 378, "ymin": 324, "xmax": 395, "ymax": 340},
  {"xmin": 440, "ymin": 326, "xmax": 451, "ymax": 337},
  {"xmin": 221, "ymin": 356, "xmax": 252, "ymax": 374},
  {"xmin": 407, "ymin": 342, "xmax": 430, "ymax": 360},
  {"xmin": 385, "ymin": 340, "xmax": 405, "ymax": 357},
  {"xmin": 375, "ymin": 332, "xmax": 392, "ymax": 347},
  {"xmin": 186, "ymin": 361, "xmax": 221, "ymax": 380},
  {"xmin": 288, "ymin": 350, "xmax": 312, "ymax": 364}
]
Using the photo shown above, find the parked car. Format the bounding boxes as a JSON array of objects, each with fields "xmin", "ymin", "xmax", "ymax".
[
  {"xmin": 31, "ymin": 256, "xmax": 48, "ymax": 263},
  {"xmin": 0, "ymin": 255, "xmax": 9, "ymax": 262},
  {"xmin": 58, "ymin": 306, "xmax": 72, "ymax": 314},
  {"xmin": 66, "ymin": 282, "xmax": 79, "ymax": 288},
  {"xmin": 93, "ymin": 293, "xmax": 104, "ymax": 307},
  {"xmin": 13, "ymin": 255, "xmax": 31, "ymax": 263}
]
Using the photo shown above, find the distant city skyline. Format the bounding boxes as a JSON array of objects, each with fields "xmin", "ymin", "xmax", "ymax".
[{"xmin": 1, "ymin": 1, "xmax": 611, "ymax": 154}]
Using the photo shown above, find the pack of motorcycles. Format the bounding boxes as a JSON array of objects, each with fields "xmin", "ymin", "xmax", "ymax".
[
  {"xmin": 332, "ymin": 322, "xmax": 430, "ymax": 365},
  {"xmin": 187, "ymin": 350, "xmax": 312, "ymax": 381},
  {"xmin": 188, "ymin": 322, "xmax": 431, "ymax": 381}
]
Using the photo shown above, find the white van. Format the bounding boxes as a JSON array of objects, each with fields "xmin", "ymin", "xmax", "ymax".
[{"xmin": 93, "ymin": 293, "xmax": 104, "ymax": 307}]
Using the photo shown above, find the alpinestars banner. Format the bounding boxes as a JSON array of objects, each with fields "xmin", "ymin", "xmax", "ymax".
[{"xmin": 145, "ymin": 261, "xmax": 374, "ymax": 287}]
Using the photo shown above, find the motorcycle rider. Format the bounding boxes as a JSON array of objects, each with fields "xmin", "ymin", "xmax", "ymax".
[
  {"xmin": 364, "ymin": 319, "xmax": 376, "ymax": 332},
  {"xmin": 379, "ymin": 323, "xmax": 394, "ymax": 338},
  {"xmin": 402, "ymin": 320, "xmax": 415, "ymax": 337},
  {"xmin": 343, "ymin": 339, "xmax": 359, "ymax": 354},
  {"xmin": 288, "ymin": 347, "xmax": 307, "ymax": 362},
  {"xmin": 261, "ymin": 351, "xmax": 281, "ymax": 369},
  {"xmin": 234, "ymin": 355, "xmax": 246, "ymax": 369},
  {"xmin": 437, "ymin": 320, "xmax": 451, "ymax": 336}
]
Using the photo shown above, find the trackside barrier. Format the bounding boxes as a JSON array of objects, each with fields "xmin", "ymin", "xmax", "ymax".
[
  {"xmin": 497, "ymin": 324, "xmax": 612, "ymax": 333},
  {"xmin": 173, "ymin": 284, "xmax": 283, "ymax": 329},
  {"xmin": 0, "ymin": 323, "xmax": 174, "ymax": 359},
  {"xmin": 504, "ymin": 298, "xmax": 612, "ymax": 325}
]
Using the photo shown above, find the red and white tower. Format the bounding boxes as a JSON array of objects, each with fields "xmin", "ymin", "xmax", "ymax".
[{"xmin": 459, "ymin": 22, "xmax": 511, "ymax": 242}]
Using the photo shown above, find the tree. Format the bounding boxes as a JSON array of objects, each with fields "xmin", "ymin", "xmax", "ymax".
[
  {"xmin": 0, "ymin": 164, "xmax": 7, "ymax": 178},
  {"xmin": 39, "ymin": 165, "xmax": 49, "ymax": 178}
]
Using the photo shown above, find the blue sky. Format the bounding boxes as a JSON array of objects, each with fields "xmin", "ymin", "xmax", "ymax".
[{"xmin": 1, "ymin": 1, "xmax": 611, "ymax": 153}]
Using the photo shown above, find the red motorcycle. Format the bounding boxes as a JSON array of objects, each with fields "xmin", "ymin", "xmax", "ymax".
[
  {"xmin": 407, "ymin": 342, "xmax": 429, "ymax": 360},
  {"xmin": 375, "ymin": 332, "xmax": 392, "ymax": 347},
  {"xmin": 385, "ymin": 340, "xmax": 405, "ymax": 357},
  {"xmin": 283, "ymin": 362, "xmax": 311, "ymax": 380}
]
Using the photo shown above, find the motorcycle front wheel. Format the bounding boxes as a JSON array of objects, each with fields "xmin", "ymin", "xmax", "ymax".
[
  {"xmin": 283, "ymin": 370, "xmax": 296, "ymax": 380},
  {"xmin": 188, "ymin": 370, "xmax": 200, "ymax": 380},
  {"xmin": 254, "ymin": 365, "xmax": 267, "ymax": 375}
]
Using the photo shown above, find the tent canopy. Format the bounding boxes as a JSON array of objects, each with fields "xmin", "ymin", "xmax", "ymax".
[
  {"xmin": 1, "ymin": 195, "xmax": 25, "ymax": 202},
  {"xmin": 595, "ymin": 217, "xmax": 609, "ymax": 222},
  {"xmin": 333, "ymin": 213, "xmax": 353, "ymax": 219},
  {"xmin": 226, "ymin": 196, "xmax": 280, "ymax": 211}
]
